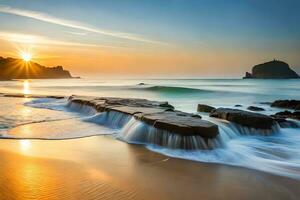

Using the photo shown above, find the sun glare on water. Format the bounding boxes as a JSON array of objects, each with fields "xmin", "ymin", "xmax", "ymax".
[
  {"xmin": 23, "ymin": 80, "xmax": 31, "ymax": 94},
  {"xmin": 21, "ymin": 52, "xmax": 32, "ymax": 62}
]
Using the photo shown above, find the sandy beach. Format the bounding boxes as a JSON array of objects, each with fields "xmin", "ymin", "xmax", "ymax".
[{"xmin": 0, "ymin": 136, "xmax": 299, "ymax": 200}]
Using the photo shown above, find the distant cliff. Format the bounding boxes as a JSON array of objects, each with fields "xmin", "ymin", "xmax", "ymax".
[
  {"xmin": 0, "ymin": 56, "xmax": 75, "ymax": 80},
  {"xmin": 243, "ymin": 60, "xmax": 299, "ymax": 79}
]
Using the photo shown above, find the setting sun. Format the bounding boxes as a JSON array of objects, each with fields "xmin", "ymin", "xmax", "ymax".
[{"xmin": 21, "ymin": 52, "xmax": 32, "ymax": 62}]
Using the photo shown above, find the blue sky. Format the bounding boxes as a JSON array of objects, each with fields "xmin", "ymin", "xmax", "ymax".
[{"xmin": 0, "ymin": 0, "xmax": 299, "ymax": 77}]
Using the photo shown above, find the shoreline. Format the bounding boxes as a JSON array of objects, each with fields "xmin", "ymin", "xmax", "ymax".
[
  {"xmin": 0, "ymin": 92, "xmax": 300, "ymax": 199},
  {"xmin": 0, "ymin": 135, "xmax": 299, "ymax": 200}
]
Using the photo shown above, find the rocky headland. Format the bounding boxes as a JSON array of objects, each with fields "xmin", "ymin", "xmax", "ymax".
[
  {"xmin": 243, "ymin": 60, "xmax": 299, "ymax": 79},
  {"xmin": 0, "ymin": 56, "xmax": 75, "ymax": 80}
]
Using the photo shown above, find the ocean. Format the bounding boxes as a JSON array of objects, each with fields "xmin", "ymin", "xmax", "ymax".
[{"xmin": 0, "ymin": 78, "xmax": 300, "ymax": 179}]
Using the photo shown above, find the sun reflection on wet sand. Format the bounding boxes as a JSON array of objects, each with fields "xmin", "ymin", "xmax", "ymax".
[{"xmin": 23, "ymin": 80, "xmax": 30, "ymax": 94}]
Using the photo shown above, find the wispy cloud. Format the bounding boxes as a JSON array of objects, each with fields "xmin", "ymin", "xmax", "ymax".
[
  {"xmin": 0, "ymin": 5, "xmax": 167, "ymax": 45},
  {"xmin": 66, "ymin": 31, "xmax": 88, "ymax": 36},
  {"xmin": 0, "ymin": 31, "xmax": 126, "ymax": 49}
]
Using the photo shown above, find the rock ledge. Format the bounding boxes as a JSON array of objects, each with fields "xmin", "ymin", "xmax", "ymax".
[{"xmin": 69, "ymin": 95, "xmax": 219, "ymax": 139}]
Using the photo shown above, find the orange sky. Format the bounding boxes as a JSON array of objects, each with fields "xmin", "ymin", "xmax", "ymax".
[
  {"xmin": 1, "ymin": 39, "xmax": 299, "ymax": 78},
  {"xmin": 0, "ymin": 1, "xmax": 299, "ymax": 78}
]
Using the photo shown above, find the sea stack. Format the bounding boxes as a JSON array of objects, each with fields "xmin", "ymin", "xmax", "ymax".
[{"xmin": 243, "ymin": 60, "xmax": 300, "ymax": 79}]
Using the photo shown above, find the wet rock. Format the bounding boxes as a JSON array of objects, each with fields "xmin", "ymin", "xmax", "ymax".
[
  {"xmin": 110, "ymin": 106, "xmax": 167, "ymax": 115},
  {"xmin": 247, "ymin": 106, "xmax": 265, "ymax": 111},
  {"xmin": 272, "ymin": 110, "xmax": 300, "ymax": 120},
  {"xmin": 197, "ymin": 104, "xmax": 216, "ymax": 113},
  {"xmin": 234, "ymin": 104, "xmax": 242, "ymax": 107},
  {"xmin": 46, "ymin": 95, "xmax": 65, "ymax": 99},
  {"xmin": 192, "ymin": 114, "xmax": 202, "ymax": 118},
  {"xmin": 271, "ymin": 100, "xmax": 300, "ymax": 110},
  {"xmin": 135, "ymin": 111, "xmax": 218, "ymax": 138},
  {"xmin": 210, "ymin": 108, "xmax": 275, "ymax": 129},
  {"xmin": 69, "ymin": 95, "xmax": 219, "ymax": 139},
  {"xmin": 159, "ymin": 102, "xmax": 175, "ymax": 110},
  {"xmin": 154, "ymin": 118, "xmax": 218, "ymax": 138},
  {"xmin": 69, "ymin": 95, "xmax": 172, "ymax": 110}
]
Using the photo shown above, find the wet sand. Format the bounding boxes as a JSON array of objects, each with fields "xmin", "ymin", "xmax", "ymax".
[{"xmin": 0, "ymin": 136, "xmax": 299, "ymax": 200}]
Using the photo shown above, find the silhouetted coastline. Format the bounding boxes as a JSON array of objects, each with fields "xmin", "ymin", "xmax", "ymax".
[{"xmin": 0, "ymin": 56, "xmax": 76, "ymax": 80}]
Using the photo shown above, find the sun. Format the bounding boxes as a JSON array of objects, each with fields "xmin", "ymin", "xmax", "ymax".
[{"xmin": 21, "ymin": 52, "xmax": 32, "ymax": 62}]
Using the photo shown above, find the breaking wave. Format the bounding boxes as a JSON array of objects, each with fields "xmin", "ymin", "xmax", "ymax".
[{"xmin": 134, "ymin": 85, "xmax": 213, "ymax": 94}]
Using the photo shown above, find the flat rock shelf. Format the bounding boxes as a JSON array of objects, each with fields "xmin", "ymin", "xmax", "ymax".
[{"xmin": 69, "ymin": 95, "xmax": 219, "ymax": 139}]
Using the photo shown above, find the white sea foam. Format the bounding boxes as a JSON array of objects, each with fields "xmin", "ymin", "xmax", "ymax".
[
  {"xmin": 83, "ymin": 110, "xmax": 132, "ymax": 129},
  {"xmin": 147, "ymin": 125, "xmax": 300, "ymax": 180}
]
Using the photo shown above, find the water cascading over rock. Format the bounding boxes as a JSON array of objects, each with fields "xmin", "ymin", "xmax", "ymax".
[{"xmin": 67, "ymin": 95, "xmax": 219, "ymax": 149}]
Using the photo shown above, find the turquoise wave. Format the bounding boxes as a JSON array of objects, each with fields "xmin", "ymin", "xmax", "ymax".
[{"xmin": 134, "ymin": 86, "xmax": 212, "ymax": 94}]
